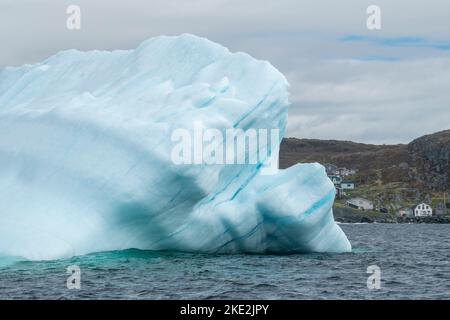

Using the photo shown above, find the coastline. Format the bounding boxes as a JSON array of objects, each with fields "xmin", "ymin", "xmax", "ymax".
[{"xmin": 333, "ymin": 205, "xmax": 450, "ymax": 224}]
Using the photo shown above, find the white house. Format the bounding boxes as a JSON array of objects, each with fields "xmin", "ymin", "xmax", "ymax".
[
  {"xmin": 346, "ymin": 198, "xmax": 374, "ymax": 211},
  {"xmin": 337, "ymin": 168, "xmax": 357, "ymax": 177},
  {"xmin": 324, "ymin": 164, "xmax": 338, "ymax": 175},
  {"xmin": 341, "ymin": 181, "xmax": 355, "ymax": 190},
  {"xmin": 328, "ymin": 175, "xmax": 342, "ymax": 186},
  {"xmin": 412, "ymin": 203, "xmax": 433, "ymax": 217}
]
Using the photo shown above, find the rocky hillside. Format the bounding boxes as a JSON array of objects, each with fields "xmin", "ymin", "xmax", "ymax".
[
  {"xmin": 280, "ymin": 130, "xmax": 450, "ymax": 193},
  {"xmin": 408, "ymin": 130, "xmax": 450, "ymax": 191}
]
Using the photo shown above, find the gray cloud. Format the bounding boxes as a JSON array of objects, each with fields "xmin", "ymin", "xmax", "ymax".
[
  {"xmin": 1, "ymin": 0, "xmax": 449, "ymax": 143},
  {"xmin": 285, "ymin": 58, "xmax": 450, "ymax": 143}
]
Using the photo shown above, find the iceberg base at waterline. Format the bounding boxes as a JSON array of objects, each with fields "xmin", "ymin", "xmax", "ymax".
[{"xmin": 0, "ymin": 34, "xmax": 351, "ymax": 261}]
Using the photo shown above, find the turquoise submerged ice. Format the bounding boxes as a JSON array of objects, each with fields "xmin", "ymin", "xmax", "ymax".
[{"xmin": 0, "ymin": 34, "xmax": 351, "ymax": 260}]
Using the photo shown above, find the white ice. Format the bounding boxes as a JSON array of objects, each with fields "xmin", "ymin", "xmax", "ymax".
[{"xmin": 0, "ymin": 34, "xmax": 351, "ymax": 260}]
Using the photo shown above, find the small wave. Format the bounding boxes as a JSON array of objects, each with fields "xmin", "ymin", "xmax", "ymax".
[{"xmin": 0, "ymin": 255, "xmax": 23, "ymax": 268}]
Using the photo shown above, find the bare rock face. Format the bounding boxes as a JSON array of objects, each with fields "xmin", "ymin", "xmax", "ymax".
[{"xmin": 408, "ymin": 130, "xmax": 450, "ymax": 191}]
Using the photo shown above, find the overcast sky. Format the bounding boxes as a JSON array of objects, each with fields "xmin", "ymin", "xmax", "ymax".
[{"xmin": 1, "ymin": 0, "xmax": 449, "ymax": 144}]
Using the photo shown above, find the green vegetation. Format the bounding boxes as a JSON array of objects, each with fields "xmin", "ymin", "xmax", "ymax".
[{"xmin": 280, "ymin": 130, "xmax": 450, "ymax": 217}]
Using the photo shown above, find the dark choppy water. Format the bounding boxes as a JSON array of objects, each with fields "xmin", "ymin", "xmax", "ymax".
[{"xmin": 1, "ymin": 224, "xmax": 449, "ymax": 299}]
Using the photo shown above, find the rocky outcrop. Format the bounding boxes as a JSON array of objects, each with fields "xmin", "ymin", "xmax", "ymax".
[{"xmin": 408, "ymin": 130, "xmax": 450, "ymax": 191}]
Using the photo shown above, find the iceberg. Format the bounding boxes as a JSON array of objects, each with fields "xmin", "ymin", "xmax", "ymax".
[{"xmin": 0, "ymin": 34, "xmax": 351, "ymax": 261}]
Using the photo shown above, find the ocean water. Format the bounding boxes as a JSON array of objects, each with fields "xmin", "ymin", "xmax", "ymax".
[{"xmin": 0, "ymin": 224, "xmax": 449, "ymax": 299}]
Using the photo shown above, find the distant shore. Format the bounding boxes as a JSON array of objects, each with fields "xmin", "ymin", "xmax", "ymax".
[{"xmin": 333, "ymin": 205, "xmax": 450, "ymax": 224}]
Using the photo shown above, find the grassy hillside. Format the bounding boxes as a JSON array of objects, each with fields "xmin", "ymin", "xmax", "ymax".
[{"xmin": 279, "ymin": 130, "xmax": 450, "ymax": 213}]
